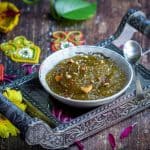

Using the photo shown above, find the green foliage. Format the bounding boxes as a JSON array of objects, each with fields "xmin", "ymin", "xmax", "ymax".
[
  {"xmin": 23, "ymin": 0, "xmax": 40, "ymax": 5},
  {"xmin": 23, "ymin": 0, "xmax": 97, "ymax": 20},
  {"xmin": 54, "ymin": 0, "xmax": 96, "ymax": 20}
]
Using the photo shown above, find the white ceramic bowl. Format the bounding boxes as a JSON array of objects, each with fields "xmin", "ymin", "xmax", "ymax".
[{"xmin": 39, "ymin": 45, "xmax": 133, "ymax": 108}]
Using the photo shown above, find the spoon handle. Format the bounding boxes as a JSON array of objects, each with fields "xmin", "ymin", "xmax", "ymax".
[{"xmin": 135, "ymin": 65, "xmax": 144, "ymax": 99}]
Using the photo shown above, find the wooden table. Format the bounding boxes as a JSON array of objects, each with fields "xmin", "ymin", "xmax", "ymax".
[{"xmin": 0, "ymin": 0, "xmax": 149, "ymax": 150}]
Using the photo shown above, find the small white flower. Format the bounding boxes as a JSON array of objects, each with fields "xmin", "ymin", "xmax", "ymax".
[
  {"xmin": 18, "ymin": 48, "xmax": 33, "ymax": 58},
  {"xmin": 60, "ymin": 41, "xmax": 74, "ymax": 49}
]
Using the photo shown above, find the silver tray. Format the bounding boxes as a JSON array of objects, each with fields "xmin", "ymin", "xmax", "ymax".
[{"xmin": 0, "ymin": 9, "xmax": 150, "ymax": 149}]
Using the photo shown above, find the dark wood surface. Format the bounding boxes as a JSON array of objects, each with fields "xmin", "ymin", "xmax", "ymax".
[{"xmin": 0, "ymin": 0, "xmax": 150, "ymax": 150}]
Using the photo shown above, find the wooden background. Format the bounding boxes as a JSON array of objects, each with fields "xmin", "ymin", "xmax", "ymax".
[{"xmin": 0, "ymin": 0, "xmax": 150, "ymax": 150}]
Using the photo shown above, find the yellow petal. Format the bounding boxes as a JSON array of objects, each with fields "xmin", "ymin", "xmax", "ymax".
[
  {"xmin": 15, "ymin": 102, "xmax": 27, "ymax": 111},
  {"xmin": 5, "ymin": 120, "xmax": 19, "ymax": 136},
  {"xmin": 3, "ymin": 88, "xmax": 22, "ymax": 103},
  {"xmin": 0, "ymin": 89, "xmax": 27, "ymax": 138},
  {"xmin": 0, "ymin": 2, "xmax": 20, "ymax": 33}
]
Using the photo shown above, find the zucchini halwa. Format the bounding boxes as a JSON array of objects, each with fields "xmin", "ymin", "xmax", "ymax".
[{"xmin": 46, "ymin": 54, "xmax": 126, "ymax": 100}]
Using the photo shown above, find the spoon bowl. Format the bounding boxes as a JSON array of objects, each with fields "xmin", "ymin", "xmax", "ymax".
[
  {"xmin": 123, "ymin": 40, "xmax": 142, "ymax": 64},
  {"xmin": 123, "ymin": 40, "xmax": 144, "ymax": 99}
]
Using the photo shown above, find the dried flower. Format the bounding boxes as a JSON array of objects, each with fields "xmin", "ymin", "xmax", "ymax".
[
  {"xmin": 75, "ymin": 140, "xmax": 85, "ymax": 150},
  {"xmin": 108, "ymin": 133, "xmax": 116, "ymax": 150},
  {"xmin": 22, "ymin": 64, "xmax": 39, "ymax": 74},
  {"xmin": 120, "ymin": 123, "xmax": 137, "ymax": 140},
  {"xmin": 4, "ymin": 74, "xmax": 17, "ymax": 82},
  {"xmin": 51, "ymin": 107, "xmax": 84, "ymax": 150},
  {"xmin": 52, "ymin": 108, "xmax": 71, "ymax": 123}
]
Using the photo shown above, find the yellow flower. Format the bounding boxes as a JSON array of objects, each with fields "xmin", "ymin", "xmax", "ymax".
[
  {"xmin": 0, "ymin": 116, "xmax": 19, "ymax": 138},
  {"xmin": 0, "ymin": 89, "xmax": 27, "ymax": 138},
  {"xmin": 0, "ymin": 2, "xmax": 20, "ymax": 33}
]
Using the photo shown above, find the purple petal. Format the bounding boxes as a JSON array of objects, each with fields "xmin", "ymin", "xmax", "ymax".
[
  {"xmin": 75, "ymin": 141, "xmax": 84, "ymax": 150},
  {"xmin": 4, "ymin": 77, "xmax": 13, "ymax": 82},
  {"xmin": 51, "ymin": 107, "xmax": 72, "ymax": 122},
  {"xmin": 22, "ymin": 64, "xmax": 33, "ymax": 74},
  {"xmin": 57, "ymin": 109, "xmax": 63, "ymax": 121},
  {"xmin": 22, "ymin": 64, "xmax": 40, "ymax": 75},
  {"xmin": 26, "ymin": 67, "xmax": 33, "ymax": 74},
  {"xmin": 21, "ymin": 64, "xmax": 32, "ymax": 67},
  {"xmin": 52, "ymin": 108, "xmax": 60, "ymax": 118},
  {"xmin": 108, "ymin": 133, "xmax": 116, "ymax": 150},
  {"xmin": 62, "ymin": 117, "xmax": 70, "ymax": 122},
  {"xmin": 4, "ymin": 74, "xmax": 17, "ymax": 79},
  {"xmin": 120, "ymin": 123, "xmax": 137, "ymax": 140},
  {"xmin": 51, "ymin": 108, "xmax": 83, "ymax": 149},
  {"xmin": 52, "ymin": 108, "xmax": 57, "ymax": 116},
  {"xmin": 61, "ymin": 115, "xmax": 72, "ymax": 123}
]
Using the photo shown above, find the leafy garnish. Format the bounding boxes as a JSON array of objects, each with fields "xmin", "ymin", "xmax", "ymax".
[{"xmin": 54, "ymin": 0, "xmax": 96, "ymax": 20}]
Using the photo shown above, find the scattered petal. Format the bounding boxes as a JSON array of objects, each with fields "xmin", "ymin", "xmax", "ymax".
[
  {"xmin": 27, "ymin": 67, "xmax": 33, "ymax": 74},
  {"xmin": 4, "ymin": 74, "xmax": 17, "ymax": 79},
  {"xmin": 62, "ymin": 116, "xmax": 71, "ymax": 122},
  {"xmin": 57, "ymin": 109, "xmax": 63, "ymax": 121},
  {"xmin": 108, "ymin": 133, "xmax": 116, "ymax": 150},
  {"xmin": 120, "ymin": 123, "xmax": 137, "ymax": 140},
  {"xmin": 21, "ymin": 63, "xmax": 31, "ymax": 67},
  {"xmin": 51, "ymin": 107, "xmax": 83, "ymax": 150},
  {"xmin": 3, "ymin": 74, "xmax": 17, "ymax": 82},
  {"xmin": 3, "ymin": 77, "xmax": 13, "ymax": 83},
  {"xmin": 75, "ymin": 141, "xmax": 84, "ymax": 150},
  {"xmin": 51, "ymin": 107, "xmax": 71, "ymax": 122},
  {"xmin": 22, "ymin": 64, "xmax": 39, "ymax": 74}
]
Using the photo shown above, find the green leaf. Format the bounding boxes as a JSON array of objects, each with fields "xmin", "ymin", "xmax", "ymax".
[
  {"xmin": 55, "ymin": 0, "xmax": 96, "ymax": 20},
  {"xmin": 50, "ymin": 0, "xmax": 61, "ymax": 19},
  {"xmin": 23, "ymin": 0, "xmax": 40, "ymax": 5}
]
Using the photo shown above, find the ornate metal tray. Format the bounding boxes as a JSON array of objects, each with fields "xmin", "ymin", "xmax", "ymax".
[{"xmin": 0, "ymin": 9, "xmax": 150, "ymax": 149}]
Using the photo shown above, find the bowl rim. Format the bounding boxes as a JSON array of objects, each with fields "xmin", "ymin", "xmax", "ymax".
[{"xmin": 39, "ymin": 45, "xmax": 133, "ymax": 105}]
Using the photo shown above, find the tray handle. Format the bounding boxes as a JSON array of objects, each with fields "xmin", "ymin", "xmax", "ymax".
[
  {"xmin": 0, "ymin": 92, "xmax": 34, "ymax": 136},
  {"xmin": 96, "ymin": 9, "xmax": 149, "ymax": 48},
  {"xmin": 114, "ymin": 8, "xmax": 150, "ymax": 42},
  {"xmin": 96, "ymin": 9, "xmax": 150, "ymax": 79},
  {"xmin": 127, "ymin": 10, "xmax": 150, "ymax": 38},
  {"xmin": 0, "ymin": 92, "xmax": 57, "ymax": 149}
]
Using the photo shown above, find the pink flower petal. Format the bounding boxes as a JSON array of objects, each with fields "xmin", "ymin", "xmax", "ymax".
[
  {"xmin": 51, "ymin": 108, "xmax": 83, "ymax": 150},
  {"xmin": 51, "ymin": 108, "xmax": 71, "ymax": 122},
  {"xmin": 52, "ymin": 108, "xmax": 60, "ymax": 118},
  {"xmin": 26, "ymin": 67, "xmax": 33, "ymax": 74},
  {"xmin": 3, "ymin": 77, "xmax": 13, "ymax": 82},
  {"xmin": 52, "ymin": 108, "xmax": 56, "ymax": 116},
  {"xmin": 75, "ymin": 141, "xmax": 84, "ymax": 150},
  {"xmin": 22, "ymin": 64, "xmax": 34, "ymax": 74},
  {"xmin": 21, "ymin": 64, "xmax": 31, "ymax": 67},
  {"xmin": 4, "ymin": 74, "xmax": 17, "ymax": 79},
  {"xmin": 57, "ymin": 109, "xmax": 63, "ymax": 121},
  {"xmin": 62, "ymin": 116, "xmax": 72, "ymax": 122},
  {"xmin": 108, "ymin": 133, "xmax": 116, "ymax": 150},
  {"xmin": 120, "ymin": 123, "xmax": 137, "ymax": 140}
]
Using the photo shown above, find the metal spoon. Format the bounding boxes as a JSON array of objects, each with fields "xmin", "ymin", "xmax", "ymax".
[{"xmin": 123, "ymin": 40, "xmax": 144, "ymax": 99}]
